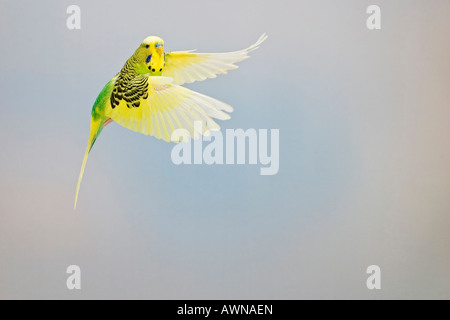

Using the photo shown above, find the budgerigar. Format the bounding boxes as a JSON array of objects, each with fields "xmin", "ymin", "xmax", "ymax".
[{"xmin": 74, "ymin": 34, "xmax": 267, "ymax": 208}]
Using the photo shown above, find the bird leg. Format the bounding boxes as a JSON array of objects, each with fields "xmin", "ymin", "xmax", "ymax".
[{"xmin": 103, "ymin": 118, "xmax": 113, "ymax": 127}]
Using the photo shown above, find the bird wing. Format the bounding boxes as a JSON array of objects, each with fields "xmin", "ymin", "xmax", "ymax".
[
  {"xmin": 162, "ymin": 33, "xmax": 267, "ymax": 85},
  {"xmin": 104, "ymin": 76, "xmax": 233, "ymax": 142}
]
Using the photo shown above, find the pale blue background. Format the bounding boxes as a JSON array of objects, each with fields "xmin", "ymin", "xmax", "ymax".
[{"xmin": 0, "ymin": 0, "xmax": 449, "ymax": 299}]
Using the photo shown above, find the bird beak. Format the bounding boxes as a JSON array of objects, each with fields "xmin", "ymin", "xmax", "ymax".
[
  {"xmin": 155, "ymin": 42, "xmax": 164, "ymax": 55},
  {"xmin": 156, "ymin": 46, "xmax": 163, "ymax": 56}
]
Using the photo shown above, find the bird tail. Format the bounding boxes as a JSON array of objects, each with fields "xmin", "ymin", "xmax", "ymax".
[{"xmin": 74, "ymin": 117, "xmax": 106, "ymax": 209}]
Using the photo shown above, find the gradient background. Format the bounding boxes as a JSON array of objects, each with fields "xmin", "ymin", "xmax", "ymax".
[{"xmin": 1, "ymin": 0, "xmax": 449, "ymax": 299}]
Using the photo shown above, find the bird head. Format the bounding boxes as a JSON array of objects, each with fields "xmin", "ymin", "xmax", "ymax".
[{"xmin": 136, "ymin": 36, "xmax": 165, "ymax": 75}]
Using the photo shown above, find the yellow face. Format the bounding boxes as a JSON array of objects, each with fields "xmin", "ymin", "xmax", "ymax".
[{"xmin": 140, "ymin": 36, "xmax": 165, "ymax": 74}]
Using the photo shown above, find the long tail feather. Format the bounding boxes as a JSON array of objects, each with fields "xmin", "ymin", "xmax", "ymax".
[{"xmin": 74, "ymin": 117, "xmax": 105, "ymax": 209}]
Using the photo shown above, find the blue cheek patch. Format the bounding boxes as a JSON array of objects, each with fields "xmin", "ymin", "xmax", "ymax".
[{"xmin": 146, "ymin": 54, "xmax": 152, "ymax": 63}]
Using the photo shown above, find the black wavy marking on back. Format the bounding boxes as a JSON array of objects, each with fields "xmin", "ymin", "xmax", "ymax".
[{"xmin": 111, "ymin": 57, "xmax": 149, "ymax": 109}]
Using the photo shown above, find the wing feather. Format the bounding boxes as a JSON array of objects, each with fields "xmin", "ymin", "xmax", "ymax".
[
  {"xmin": 163, "ymin": 33, "xmax": 267, "ymax": 85},
  {"xmin": 105, "ymin": 76, "xmax": 232, "ymax": 142}
]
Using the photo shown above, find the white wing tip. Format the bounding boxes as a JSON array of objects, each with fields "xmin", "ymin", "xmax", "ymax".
[{"xmin": 247, "ymin": 33, "xmax": 268, "ymax": 52}]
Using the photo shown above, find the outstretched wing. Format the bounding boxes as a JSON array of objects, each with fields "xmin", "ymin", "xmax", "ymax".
[
  {"xmin": 104, "ymin": 76, "xmax": 233, "ymax": 142},
  {"xmin": 162, "ymin": 33, "xmax": 267, "ymax": 85}
]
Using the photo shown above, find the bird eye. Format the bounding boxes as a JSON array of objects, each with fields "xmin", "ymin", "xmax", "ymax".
[
  {"xmin": 146, "ymin": 55, "xmax": 152, "ymax": 63},
  {"xmin": 155, "ymin": 42, "xmax": 163, "ymax": 48},
  {"xmin": 145, "ymin": 45, "xmax": 149, "ymax": 49}
]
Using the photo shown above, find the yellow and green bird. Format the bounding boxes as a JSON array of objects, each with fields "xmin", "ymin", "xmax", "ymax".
[{"xmin": 74, "ymin": 34, "xmax": 267, "ymax": 208}]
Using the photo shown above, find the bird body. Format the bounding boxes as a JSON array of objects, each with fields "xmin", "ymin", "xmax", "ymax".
[{"xmin": 74, "ymin": 34, "xmax": 267, "ymax": 208}]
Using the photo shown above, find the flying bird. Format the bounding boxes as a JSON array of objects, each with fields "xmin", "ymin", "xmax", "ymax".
[{"xmin": 74, "ymin": 34, "xmax": 267, "ymax": 208}]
